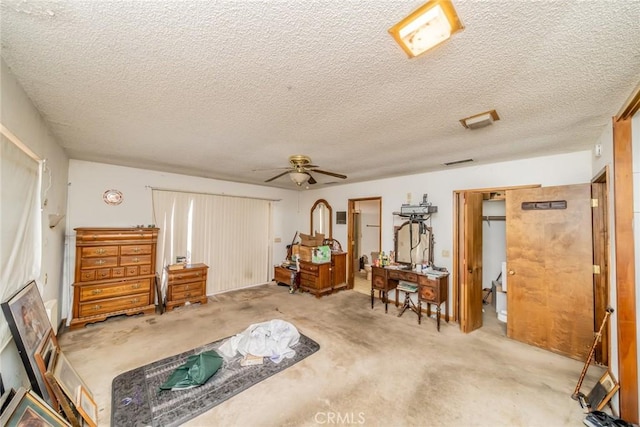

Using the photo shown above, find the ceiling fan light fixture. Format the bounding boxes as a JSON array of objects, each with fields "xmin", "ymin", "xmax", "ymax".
[
  {"xmin": 289, "ymin": 171, "xmax": 310, "ymax": 186},
  {"xmin": 389, "ymin": 0, "xmax": 464, "ymax": 58},
  {"xmin": 460, "ymin": 109, "xmax": 500, "ymax": 129}
]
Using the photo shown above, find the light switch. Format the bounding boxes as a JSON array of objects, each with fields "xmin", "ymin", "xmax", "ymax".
[
  {"xmin": 274, "ymin": 237, "xmax": 282, "ymax": 243},
  {"xmin": 441, "ymin": 249, "xmax": 450, "ymax": 258}
]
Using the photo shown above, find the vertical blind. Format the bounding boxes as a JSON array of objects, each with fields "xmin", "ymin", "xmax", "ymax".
[
  {"xmin": 152, "ymin": 190, "xmax": 272, "ymax": 295},
  {"xmin": 0, "ymin": 134, "xmax": 42, "ymax": 349}
]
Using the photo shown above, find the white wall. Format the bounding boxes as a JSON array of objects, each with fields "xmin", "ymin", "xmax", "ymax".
[
  {"xmin": 300, "ymin": 151, "xmax": 592, "ymax": 272},
  {"xmin": 355, "ymin": 200, "xmax": 379, "ymax": 261},
  {"xmin": 1, "ymin": 59, "xmax": 69, "ymax": 392},
  {"xmin": 482, "ymin": 200, "xmax": 506, "ymax": 290},
  {"xmin": 65, "ymin": 160, "xmax": 301, "ymax": 318}
]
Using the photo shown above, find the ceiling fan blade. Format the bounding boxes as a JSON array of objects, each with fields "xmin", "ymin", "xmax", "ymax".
[
  {"xmin": 306, "ymin": 173, "xmax": 317, "ymax": 185},
  {"xmin": 311, "ymin": 169, "xmax": 347, "ymax": 179},
  {"xmin": 264, "ymin": 170, "xmax": 291, "ymax": 182}
]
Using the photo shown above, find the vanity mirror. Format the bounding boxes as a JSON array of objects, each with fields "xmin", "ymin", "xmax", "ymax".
[
  {"xmin": 394, "ymin": 220, "xmax": 433, "ymax": 267},
  {"xmin": 310, "ymin": 199, "xmax": 332, "ymax": 239}
]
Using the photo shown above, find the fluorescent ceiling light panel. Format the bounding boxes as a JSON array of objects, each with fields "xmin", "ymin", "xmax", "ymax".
[
  {"xmin": 459, "ymin": 109, "xmax": 500, "ymax": 129},
  {"xmin": 389, "ymin": 0, "xmax": 464, "ymax": 58}
]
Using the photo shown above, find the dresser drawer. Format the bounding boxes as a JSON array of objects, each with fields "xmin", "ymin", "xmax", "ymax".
[
  {"xmin": 299, "ymin": 273, "xmax": 318, "ymax": 287},
  {"xmin": 389, "ymin": 270, "xmax": 417, "ymax": 282},
  {"xmin": 80, "ymin": 270, "xmax": 96, "ymax": 281},
  {"xmin": 78, "ymin": 278, "xmax": 152, "ymax": 302},
  {"xmin": 96, "ymin": 268, "xmax": 112, "ymax": 280},
  {"xmin": 372, "ymin": 274, "xmax": 386, "ymax": 289},
  {"xmin": 120, "ymin": 255, "xmax": 152, "ymax": 266},
  {"xmin": 77, "ymin": 230, "xmax": 156, "ymax": 242},
  {"xmin": 112, "ymin": 267, "xmax": 125, "ymax": 278},
  {"xmin": 299, "ymin": 263, "xmax": 320, "ymax": 274},
  {"xmin": 125, "ymin": 266, "xmax": 139, "ymax": 276},
  {"xmin": 419, "ymin": 285, "xmax": 437, "ymax": 302},
  {"xmin": 81, "ymin": 246, "xmax": 118, "ymax": 257},
  {"xmin": 121, "ymin": 244, "xmax": 152, "ymax": 255},
  {"xmin": 171, "ymin": 283, "xmax": 205, "ymax": 300},
  {"xmin": 168, "ymin": 269, "xmax": 207, "ymax": 284},
  {"xmin": 78, "ymin": 293, "xmax": 150, "ymax": 317},
  {"xmin": 80, "ymin": 257, "xmax": 118, "ymax": 269}
]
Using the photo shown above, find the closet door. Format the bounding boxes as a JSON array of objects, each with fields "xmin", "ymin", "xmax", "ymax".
[{"xmin": 506, "ymin": 184, "xmax": 593, "ymax": 360}]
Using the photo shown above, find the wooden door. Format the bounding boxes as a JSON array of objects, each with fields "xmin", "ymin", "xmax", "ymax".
[
  {"xmin": 506, "ymin": 184, "xmax": 593, "ymax": 360},
  {"xmin": 591, "ymin": 181, "xmax": 609, "ymax": 365},
  {"xmin": 459, "ymin": 192, "xmax": 484, "ymax": 333}
]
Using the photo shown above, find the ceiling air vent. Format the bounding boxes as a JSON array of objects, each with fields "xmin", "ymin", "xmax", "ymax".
[{"xmin": 444, "ymin": 158, "xmax": 474, "ymax": 166}]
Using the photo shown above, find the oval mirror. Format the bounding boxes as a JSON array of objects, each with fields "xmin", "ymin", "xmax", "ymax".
[{"xmin": 310, "ymin": 199, "xmax": 332, "ymax": 239}]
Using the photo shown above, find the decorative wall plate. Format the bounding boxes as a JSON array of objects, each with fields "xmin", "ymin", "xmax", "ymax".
[{"xmin": 103, "ymin": 189, "xmax": 123, "ymax": 205}]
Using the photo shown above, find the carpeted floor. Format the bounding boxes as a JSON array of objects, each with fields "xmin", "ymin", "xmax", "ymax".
[
  {"xmin": 111, "ymin": 333, "xmax": 319, "ymax": 427},
  {"xmin": 58, "ymin": 283, "xmax": 603, "ymax": 426}
]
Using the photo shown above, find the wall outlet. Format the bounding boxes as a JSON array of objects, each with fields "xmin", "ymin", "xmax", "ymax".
[
  {"xmin": 274, "ymin": 237, "xmax": 282, "ymax": 243},
  {"xmin": 441, "ymin": 249, "xmax": 450, "ymax": 258},
  {"xmin": 406, "ymin": 192, "xmax": 412, "ymax": 204}
]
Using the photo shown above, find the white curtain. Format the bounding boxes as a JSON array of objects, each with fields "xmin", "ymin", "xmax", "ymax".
[
  {"xmin": 0, "ymin": 134, "xmax": 42, "ymax": 349},
  {"xmin": 152, "ymin": 190, "xmax": 272, "ymax": 295}
]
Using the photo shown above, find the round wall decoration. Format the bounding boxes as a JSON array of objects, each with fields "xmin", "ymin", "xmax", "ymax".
[{"xmin": 103, "ymin": 189, "xmax": 123, "ymax": 205}]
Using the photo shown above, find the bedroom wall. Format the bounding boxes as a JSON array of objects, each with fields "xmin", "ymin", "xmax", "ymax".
[
  {"xmin": 299, "ymin": 150, "xmax": 592, "ymax": 272},
  {"xmin": 1, "ymin": 59, "xmax": 69, "ymax": 392},
  {"xmin": 65, "ymin": 160, "xmax": 300, "ymax": 320}
]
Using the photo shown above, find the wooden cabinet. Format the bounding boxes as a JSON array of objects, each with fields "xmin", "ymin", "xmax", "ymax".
[
  {"xmin": 71, "ymin": 227, "xmax": 159, "ymax": 329},
  {"xmin": 165, "ymin": 264, "xmax": 208, "ymax": 311},
  {"xmin": 298, "ymin": 252, "xmax": 348, "ymax": 297},
  {"xmin": 371, "ymin": 266, "xmax": 398, "ymax": 313},
  {"xmin": 331, "ymin": 252, "xmax": 347, "ymax": 291},
  {"xmin": 274, "ymin": 266, "xmax": 296, "ymax": 286}
]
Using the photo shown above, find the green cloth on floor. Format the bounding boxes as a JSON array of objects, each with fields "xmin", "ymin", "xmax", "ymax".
[{"xmin": 159, "ymin": 351, "xmax": 223, "ymax": 391}]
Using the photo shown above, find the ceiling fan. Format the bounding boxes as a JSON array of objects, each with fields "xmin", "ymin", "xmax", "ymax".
[{"xmin": 263, "ymin": 155, "xmax": 347, "ymax": 186}]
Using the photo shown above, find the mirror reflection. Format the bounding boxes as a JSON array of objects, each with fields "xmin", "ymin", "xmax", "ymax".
[{"xmin": 310, "ymin": 199, "xmax": 332, "ymax": 239}]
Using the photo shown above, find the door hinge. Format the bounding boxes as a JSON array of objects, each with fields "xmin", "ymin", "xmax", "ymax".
[
  {"xmin": 591, "ymin": 198, "xmax": 599, "ymax": 208},
  {"xmin": 593, "ymin": 265, "xmax": 601, "ymax": 274}
]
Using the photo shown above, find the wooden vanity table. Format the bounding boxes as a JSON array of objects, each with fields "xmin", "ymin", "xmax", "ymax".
[{"xmin": 371, "ymin": 266, "xmax": 449, "ymax": 331}]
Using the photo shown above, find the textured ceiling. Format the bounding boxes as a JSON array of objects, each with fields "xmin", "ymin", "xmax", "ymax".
[{"xmin": 1, "ymin": 1, "xmax": 639, "ymax": 189}]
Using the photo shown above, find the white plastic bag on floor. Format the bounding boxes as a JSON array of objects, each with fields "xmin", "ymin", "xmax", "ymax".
[{"xmin": 218, "ymin": 319, "xmax": 300, "ymax": 363}]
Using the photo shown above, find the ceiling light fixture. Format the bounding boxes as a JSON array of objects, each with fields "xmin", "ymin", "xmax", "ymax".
[
  {"xmin": 388, "ymin": 0, "xmax": 464, "ymax": 58},
  {"xmin": 289, "ymin": 171, "xmax": 310, "ymax": 186},
  {"xmin": 460, "ymin": 109, "xmax": 500, "ymax": 129}
]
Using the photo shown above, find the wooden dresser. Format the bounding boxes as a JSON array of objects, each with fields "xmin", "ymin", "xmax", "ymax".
[
  {"xmin": 165, "ymin": 263, "xmax": 209, "ymax": 311},
  {"xmin": 298, "ymin": 252, "xmax": 347, "ymax": 297},
  {"xmin": 71, "ymin": 227, "xmax": 159, "ymax": 329}
]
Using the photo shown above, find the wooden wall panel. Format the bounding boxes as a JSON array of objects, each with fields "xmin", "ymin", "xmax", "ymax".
[{"xmin": 613, "ymin": 117, "xmax": 638, "ymax": 423}]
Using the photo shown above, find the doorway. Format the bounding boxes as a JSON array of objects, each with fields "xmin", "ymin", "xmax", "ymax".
[
  {"xmin": 347, "ymin": 197, "xmax": 381, "ymax": 295},
  {"xmin": 454, "ymin": 183, "xmax": 610, "ymax": 362}
]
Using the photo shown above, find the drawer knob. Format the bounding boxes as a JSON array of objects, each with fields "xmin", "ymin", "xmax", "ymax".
[
  {"xmin": 96, "ymin": 248, "xmax": 106, "ymax": 255},
  {"xmin": 96, "ymin": 259, "xmax": 105, "ymax": 265},
  {"xmin": 131, "ymin": 298, "xmax": 139, "ymax": 303},
  {"xmin": 91, "ymin": 289, "xmax": 102, "ymax": 295},
  {"xmin": 132, "ymin": 283, "xmax": 140, "ymax": 289},
  {"xmin": 176, "ymin": 275, "xmax": 182, "ymax": 279},
  {"xmin": 93, "ymin": 304, "xmax": 101, "ymax": 310},
  {"xmin": 132, "ymin": 257, "xmax": 140, "ymax": 263},
  {"xmin": 185, "ymin": 285, "xmax": 189, "ymax": 290},
  {"xmin": 196, "ymin": 273, "xmax": 200, "ymax": 276},
  {"xmin": 133, "ymin": 247, "xmax": 141, "ymax": 253}
]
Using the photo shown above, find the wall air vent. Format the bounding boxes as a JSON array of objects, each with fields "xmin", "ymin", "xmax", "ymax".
[{"xmin": 444, "ymin": 158, "xmax": 474, "ymax": 166}]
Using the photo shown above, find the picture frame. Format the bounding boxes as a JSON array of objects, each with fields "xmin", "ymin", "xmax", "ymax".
[
  {"xmin": 0, "ymin": 387, "xmax": 70, "ymax": 427},
  {"xmin": 35, "ymin": 329, "xmax": 61, "ymax": 410},
  {"xmin": 52, "ymin": 350, "xmax": 91, "ymax": 404},
  {"xmin": 76, "ymin": 385, "xmax": 98, "ymax": 427},
  {"xmin": 1, "ymin": 280, "xmax": 53, "ymax": 405},
  {"xmin": 587, "ymin": 370, "xmax": 620, "ymax": 411}
]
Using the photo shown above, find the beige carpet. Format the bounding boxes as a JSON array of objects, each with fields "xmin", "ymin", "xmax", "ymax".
[{"xmin": 58, "ymin": 283, "xmax": 601, "ymax": 426}]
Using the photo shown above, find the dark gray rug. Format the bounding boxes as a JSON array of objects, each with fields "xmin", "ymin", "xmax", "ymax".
[{"xmin": 111, "ymin": 333, "xmax": 320, "ymax": 427}]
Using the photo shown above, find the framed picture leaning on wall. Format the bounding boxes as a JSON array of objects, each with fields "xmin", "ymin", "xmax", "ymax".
[
  {"xmin": 0, "ymin": 387, "xmax": 70, "ymax": 427},
  {"xmin": 1, "ymin": 280, "xmax": 54, "ymax": 405}
]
